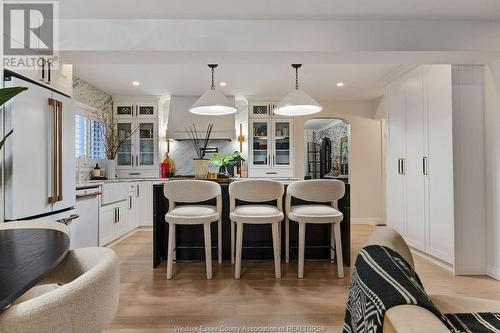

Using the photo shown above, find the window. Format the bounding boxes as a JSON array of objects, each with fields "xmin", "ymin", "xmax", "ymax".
[
  {"xmin": 75, "ymin": 114, "xmax": 106, "ymax": 160},
  {"xmin": 75, "ymin": 115, "xmax": 87, "ymax": 158},
  {"xmin": 90, "ymin": 120, "xmax": 106, "ymax": 159}
]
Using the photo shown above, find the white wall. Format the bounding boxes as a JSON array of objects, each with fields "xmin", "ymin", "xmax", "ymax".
[
  {"xmin": 294, "ymin": 100, "xmax": 385, "ymax": 225},
  {"xmin": 484, "ymin": 61, "xmax": 500, "ymax": 280}
]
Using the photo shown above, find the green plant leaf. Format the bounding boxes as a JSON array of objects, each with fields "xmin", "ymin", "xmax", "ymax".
[
  {"xmin": 0, "ymin": 87, "xmax": 28, "ymax": 107},
  {"xmin": 0, "ymin": 129, "xmax": 14, "ymax": 150}
]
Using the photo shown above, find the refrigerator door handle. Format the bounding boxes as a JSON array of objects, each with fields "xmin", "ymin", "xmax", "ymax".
[{"xmin": 48, "ymin": 98, "xmax": 63, "ymax": 204}]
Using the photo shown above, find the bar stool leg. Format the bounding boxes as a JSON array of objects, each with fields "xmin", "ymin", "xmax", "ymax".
[
  {"xmin": 330, "ymin": 223, "xmax": 335, "ymax": 262},
  {"xmin": 235, "ymin": 222, "xmax": 244, "ymax": 279},
  {"xmin": 231, "ymin": 220, "xmax": 235, "ymax": 264},
  {"xmin": 298, "ymin": 222, "xmax": 306, "ymax": 279},
  {"xmin": 285, "ymin": 217, "xmax": 290, "ymax": 264},
  {"xmin": 272, "ymin": 222, "xmax": 281, "ymax": 278},
  {"xmin": 203, "ymin": 222, "xmax": 213, "ymax": 280},
  {"xmin": 217, "ymin": 219, "xmax": 222, "ymax": 264},
  {"xmin": 173, "ymin": 224, "xmax": 176, "ymax": 262},
  {"xmin": 333, "ymin": 222, "xmax": 344, "ymax": 278},
  {"xmin": 166, "ymin": 223, "xmax": 175, "ymax": 279}
]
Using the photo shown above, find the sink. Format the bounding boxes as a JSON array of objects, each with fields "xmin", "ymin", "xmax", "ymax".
[{"xmin": 101, "ymin": 182, "xmax": 129, "ymax": 205}]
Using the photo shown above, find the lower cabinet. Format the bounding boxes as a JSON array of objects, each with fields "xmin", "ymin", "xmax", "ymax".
[
  {"xmin": 99, "ymin": 181, "xmax": 154, "ymax": 246},
  {"xmin": 99, "ymin": 200, "xmax": 130, "ymax": 246}
]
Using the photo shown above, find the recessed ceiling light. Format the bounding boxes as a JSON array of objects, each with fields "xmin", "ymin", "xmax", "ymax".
[
  {"xmin": 132, "ymin": 81, "xmax": 140, "ymax": 86},
  {"xmin": 219, "ymin": 82, "xmax": 227, "ymax": 87},
  {"xmin": 337, "ymin": 82, "xmax": 344, "ymax": 87}
]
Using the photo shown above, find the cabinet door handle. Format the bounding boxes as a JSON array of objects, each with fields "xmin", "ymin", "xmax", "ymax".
[
  {"xmin": 136, "ymin": 184, "xmax": 140, "ymax": 197},
  {"xmin": 273, "ymin": 155, "xmax": 275, "ymax": 166},
  {"xmin": 113, "ymin": 208, "xmax": 117, "ymax": 223},
  {"xmin": 118, "ymin": 207, "xmax": 120, "ymax": 222},
  {"xmin": 40, "ymin": 58, "xmax": 45, "ymax": 82},
  {"xmin": 397, "ymin": 159, "xmax": 402, "ymax": 175},
  {"xmin": 268, "ymin": 155, "xmax": 271, "ymax": 166},
  {"xmin": 423, "ymin": 157, "xmax": 428, "ymax": 175},
  {"xmin": 129, "ymin": 196, "xmax": 132, "ymax": 209},
  {"xmin": 47, "ymin": 59, "xmax": 51, "ymax": 84},
  {"xmin": 401, "ymin": 158, "xmax": 406, "ymax": 175}
]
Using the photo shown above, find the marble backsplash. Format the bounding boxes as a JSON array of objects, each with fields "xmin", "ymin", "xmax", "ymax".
[{"xmin": 168, "ymin": 140, "xmax": 240, "ymax": 175}]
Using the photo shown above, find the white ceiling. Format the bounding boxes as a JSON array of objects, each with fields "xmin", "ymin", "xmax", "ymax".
[
  {"xmin": 59, "ymin": 0, "xmax": 500, "ymax": 20},
  {"xmin": 74, "ymin": 64, "xmax": 399, "ymax": 101}
]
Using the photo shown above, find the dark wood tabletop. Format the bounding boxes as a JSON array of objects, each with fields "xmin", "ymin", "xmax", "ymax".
[{"xmin": 0, "ymin": 228, "xmax": 70, "ymax": 310}]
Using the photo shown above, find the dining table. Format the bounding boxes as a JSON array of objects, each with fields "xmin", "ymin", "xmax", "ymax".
[{"xmin": 0, "ymin": 228, "xmax": 70, "ymax": 310}]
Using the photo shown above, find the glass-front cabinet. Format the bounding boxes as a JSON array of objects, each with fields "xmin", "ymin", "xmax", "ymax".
[
  {"xmin": 116, "ymin": 120, "xmax": 158, "ymax": 170},
  {"xmin": 249, "ymin": 101, "xmax": 294, "ymax": 177},
  {"xmin": 114, "ymin": 102, "xmax": 156, "ymax": 119}
]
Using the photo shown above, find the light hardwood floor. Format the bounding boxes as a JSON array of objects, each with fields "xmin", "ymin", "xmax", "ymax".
[{"xmin": 104, "ymin": 225, "xmax": 500, "ymax": 333}]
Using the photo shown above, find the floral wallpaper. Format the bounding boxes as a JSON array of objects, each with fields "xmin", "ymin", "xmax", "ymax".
[
  {"xmin": 312, "ymin": 121, "xmax": 349, "ymax": 170},
  {"xmin": 73, "ymin": 76, "xmax": 113, "ymax": 115}
]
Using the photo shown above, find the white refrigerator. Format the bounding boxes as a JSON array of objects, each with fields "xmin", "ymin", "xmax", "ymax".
[{"xmin": 3, "ymin": 74, "xmax": 77, "ymax": 223}]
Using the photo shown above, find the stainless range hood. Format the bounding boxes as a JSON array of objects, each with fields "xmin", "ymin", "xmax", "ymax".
[{"xmin": 166, "ymin": 95, "xmax": 236, "ymax": 140}]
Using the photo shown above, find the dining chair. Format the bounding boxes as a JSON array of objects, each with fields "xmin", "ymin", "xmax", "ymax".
[
  {"xmin": 285, "ymin": 179, "xmax": 345, "ymax": 278},
  {"xmin": 229, "ymin": 179, "xmax": 284, "ymax": 279},
  {"xmin": 163, "ymin": 180, "xmax": 222, "ymax": 279},
  {"xmin": 0, "ymin": 247, "xmax": 120, "ymax": 333}
]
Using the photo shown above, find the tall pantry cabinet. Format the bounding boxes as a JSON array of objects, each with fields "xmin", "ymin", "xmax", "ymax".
[{"xmin": 385, "ymin": 65, "xmax": 486, "ymax": 275}]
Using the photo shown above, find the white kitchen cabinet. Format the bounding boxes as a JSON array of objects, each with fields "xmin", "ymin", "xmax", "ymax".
[
  {"xmin": 248, "ymin": 102, "xmax": 294, "ymax": 178},
  {"xmin": 99, "ymin": 199, "xmax": 130, "ymax": 246},
  {"xmin": 386, "ymin": 64, "xmax": 485, "ymax": 274},
  {"xmin": 114, "ymin": 100, "xmax": 157, "ymax": 119},
  {"xmin": 134, "ymin": 182, "xmax": 153, "ymax": 226},
  {"xmin": 99, "ymin": 204, "xmax": 116, "ymax": 246},
  {"xmin": 7, "ymin": 61, "xmax": 73, "ymax": 97}
]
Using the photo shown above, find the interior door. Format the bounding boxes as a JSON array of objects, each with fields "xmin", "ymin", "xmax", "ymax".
[
  {"xmin": 3, "ymin": 77, "xmax": 53, "ymax": 219},
  {"xmin": 424, "ymin": 65, "xmax": 454, "ymax": 263},
  {"xmin": 272, "ymin": 119, "xmax": 292, "ymax": 168},
  {"xmin": 385, "ymin": 80, "xmax": 406, "ymax": 236},
  {"xmin": 404, "ymin": 68, "xmax": 426, "ymax": 251}
]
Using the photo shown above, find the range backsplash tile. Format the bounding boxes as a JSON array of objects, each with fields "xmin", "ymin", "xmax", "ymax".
[{"xmin": 169, "ymin": 140, "xmax": 239, "ymax": 175}]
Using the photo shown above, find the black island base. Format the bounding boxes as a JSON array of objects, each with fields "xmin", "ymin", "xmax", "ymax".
[{"xmin": 152, "ymin": 182, "xmax": 350, "ymax": 268}]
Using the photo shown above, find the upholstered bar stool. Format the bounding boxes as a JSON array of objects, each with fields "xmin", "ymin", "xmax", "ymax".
[
  {"xmin": 285, "ymin": 179, "xmax": 345, "ymax": 279},
  {"xmin": 163, "ymin": 180, "xmax": 222, "ymax": 280},
  {"xmin": 229, "ymin": 180, "xmax": 284, "ymax": 279}
]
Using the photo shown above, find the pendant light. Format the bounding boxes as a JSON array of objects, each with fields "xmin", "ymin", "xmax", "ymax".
[
  {"xmin": 274, "ymin": 64, "xmax": 322, "ymax": 116},
  {"xmin": 190, "ymin": 64, "xmax": 237, "ymax": 115}
]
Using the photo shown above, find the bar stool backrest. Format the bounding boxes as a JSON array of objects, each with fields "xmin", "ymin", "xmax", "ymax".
[
  {"xmin": 286, "ymin": 179, "xmax": 345, "ymax": 207},
  {"xmin": 229, "ymin": 180, "xmax": 284, "ymax": 211},
  {"xmin": 163, "ymin": 180, "xmax": 221, "ymax": 209}
]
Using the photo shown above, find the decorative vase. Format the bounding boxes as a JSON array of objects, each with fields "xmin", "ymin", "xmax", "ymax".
[
  {"xmin": 105, "ymin": 159, "xmax": 116, "ymax": 179},
  {"xmin": 218, "ymin": 166, "xmax": 230, "ymax": 179},
  {"xmin": 193, "ymin": 159, "xmax": 210, "ymax": 179}
]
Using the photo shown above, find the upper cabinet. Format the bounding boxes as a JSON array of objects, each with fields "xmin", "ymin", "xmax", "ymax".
[
  {"xmin": 7, "ymin": 60, "xmax": 73, "ymax": 97},
  {"xmin": 248, "ymin": 101, "xmax": 294, "ymax": 178},
  {"xmin": 115, "ymin": 101, "xmax": 156, "ymax": 118},
  {"xmin": 114, "ymin": 97, "xmax": 160, "ymax": 178}
]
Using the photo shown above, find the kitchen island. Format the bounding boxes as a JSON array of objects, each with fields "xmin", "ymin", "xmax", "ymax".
[{"xmin": 152, "ymin": 181, "xmax": 350, "ymax": 268}]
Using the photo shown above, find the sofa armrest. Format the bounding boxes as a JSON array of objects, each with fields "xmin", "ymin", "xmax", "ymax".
[
  {"xmin": 430, "ymin": 294, "xmax": 500, "ymax": 313},
  {"xmin": 383, "ymin": 305, "xmax": 450, "ymax": 333}
]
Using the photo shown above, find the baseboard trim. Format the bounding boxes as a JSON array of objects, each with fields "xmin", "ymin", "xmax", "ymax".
[
  {"xmin": 487, "ymin": 265, "xmax": 500, "ymax": 281},
  {"xmin": 410, "ymin": 248, "xmax": 454, "ymax": 273},
  {"xmin": 351, "ymin": 218, "xmax": 385, "ymax": 225}
]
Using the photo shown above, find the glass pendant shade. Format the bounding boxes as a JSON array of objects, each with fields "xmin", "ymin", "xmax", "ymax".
[
  {"xmin": 274, "ymin": 88, "xmax": 322, "ymax": 116},
  {"xmin": 190, "ymin": 89, "xmax": 237, "ymax": 115}
]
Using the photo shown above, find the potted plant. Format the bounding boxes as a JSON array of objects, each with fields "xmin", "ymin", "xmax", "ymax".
[
  {"xmin": 210, "ymin": 151, "xmax": 245, "ymax": 178},
  {"xmin": 0, "ymin": 87, "xmax": 28, "ymax": 149},
  {"xmin": 91, "ymin": 107, "xmax": 139, "ymax": 179},
  {"xmin": 186, "ymin": 124, "xmax": 213, "ymax": 179}
]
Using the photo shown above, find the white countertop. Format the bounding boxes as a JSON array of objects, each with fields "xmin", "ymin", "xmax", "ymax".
[{"xmin": 76, "ymin": 178, "xmax": 167, "ymax": 189}]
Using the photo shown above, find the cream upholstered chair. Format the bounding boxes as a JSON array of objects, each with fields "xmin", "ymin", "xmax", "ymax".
[
  {"xmin": 0, "ymin": 247, "xmax": 120, "ymax": 333},
  {"xmin": 0, "ymin": 220, "xmax": 69, "ymax": 235},
  {"xmin": 164, "ymin": 180, "xmax": 222, "ymax": 280},
  {"xmin": 229, "ymin": 180, "xmax": 284, "ymax": 279},
  {"xmin": 285, "ymin": 179, "xmax": 345, "ymax": 279},
  {"xmin": 365, "ymin": 227, "xmax": 500, "ymax": 333}
]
